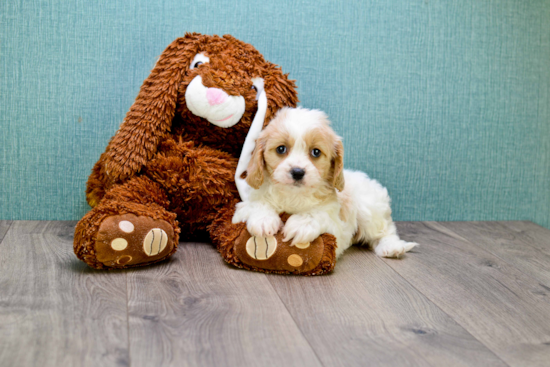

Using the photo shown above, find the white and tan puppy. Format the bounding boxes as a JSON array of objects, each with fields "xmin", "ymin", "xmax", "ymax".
[{"xmin": 232, "ymin": 107, "xmax": 417, "ymax": 258}]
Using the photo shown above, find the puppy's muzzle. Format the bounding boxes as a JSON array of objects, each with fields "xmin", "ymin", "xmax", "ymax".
[{"xmin": 290, "ymin": 167, "xmax": 306, "ymax": 181}]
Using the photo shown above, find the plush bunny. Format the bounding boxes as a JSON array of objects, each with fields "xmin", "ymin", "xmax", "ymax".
[
  {"xmin": 74, "ymin": 33, "xmax": 296, "ymax": 267},
  {"xmin": 74, "ymin": 33, "xmax": 336, "ymax": 274}
]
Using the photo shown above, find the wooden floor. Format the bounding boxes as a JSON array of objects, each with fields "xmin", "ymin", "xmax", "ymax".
[{"xmin": 1, "ymin": 221, "xmax": 550, "ymax": 366}]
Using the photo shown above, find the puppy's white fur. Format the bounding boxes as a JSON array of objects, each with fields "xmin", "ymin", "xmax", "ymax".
[{"xmin": 232, "ymin": 107, "xmax": 417, "ymax": 258}]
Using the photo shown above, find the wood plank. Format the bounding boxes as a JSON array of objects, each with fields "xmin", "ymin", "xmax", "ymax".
[
  {"xmin": 0, "ymin": 221, "xmax": 129, "ymax": 367},
  {"xmin": 440, "ymin": 221, "xmax": 550, "ymax": 288},
  {"xmin": 392, "ymin": 221, "xmax": 550, "ymax": 367},
  {"xmin": 268, "ymin": 246, "xmax": 506, "ymax": 367},
  {"xmin": 504, "ymin": 221, "xmax": 550, "ymax": 254},
  {"xmin": 127, "ymin": 241, "xmax": 321, "ymax": 367},
  {"xmin": 0, "ymin": 221, "xmax": 12, "ymax": 243}
]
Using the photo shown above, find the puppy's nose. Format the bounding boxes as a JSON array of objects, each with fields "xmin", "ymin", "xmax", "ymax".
[
  {"xmin": 290, "ymin": 168, "xmax": 305, "ymax": 181},
  {"xmin": 206, "ymin": 88, "xmax": 228, "ymax": 106}
]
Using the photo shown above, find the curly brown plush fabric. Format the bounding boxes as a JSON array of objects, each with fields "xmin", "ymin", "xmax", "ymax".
[{"xmin": 74, "ymin": 33, "xmax": 299, "ymax": 269}]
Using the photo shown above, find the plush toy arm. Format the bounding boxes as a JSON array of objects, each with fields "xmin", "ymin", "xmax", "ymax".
[{"xmin": 102, "ymin": 35, "xmax": 199, "ymax": 183}]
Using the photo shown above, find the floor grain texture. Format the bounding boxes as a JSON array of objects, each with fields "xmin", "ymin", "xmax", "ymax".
[
  {"xmin": 268, "ymin": 247, "xmax": 507, "ymax": 367},
  {"xmin": 394, "ymin": 222, "xmax": 550, "ymax": 367},
  {"xmin": 0, "ymin": 221, "xmax": 12, "ymax": 242},
  {"xmin": 0, "ymin": 221, "xmax": 129, "ymax": 367},
  {"xmin": 126, "ymin": 242, "xmax": 321, "ymax": 367},
  {"xmin": 440, "ymin": 221, "xmax": 550, "ymax": 288},
  {"xmin": 1, "ymin": 220, "xmax": 550, "ymax": 367}
]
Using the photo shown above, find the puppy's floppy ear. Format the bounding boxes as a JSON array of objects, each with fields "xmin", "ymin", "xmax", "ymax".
[
  {"xmin": 245, "ymin": 136, "xmax": 267, "ymax": 189},
  {"xmin": 332, "ymin": 139, "xmax": 345, "ymax": 191},
  {"xmin": 103, "ymin": 33, "xmax": 203, "ymax": 182}
]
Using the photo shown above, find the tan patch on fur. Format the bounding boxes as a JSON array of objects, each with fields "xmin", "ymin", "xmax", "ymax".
[
  {"xmin": 331, "ymin": 140, "xmax": 345, "ymax": 191},
  {"xmin": 304, "ymin": 126, "xmax": 335, "ymax": 183},
  {"xmin": 245, "ymin": 137, "xmax": 266, "ymax": 189},
  {"xmin": 303, "ymin": 125, "xmax": 344, "ymax": 191},
  {"xmin": 255, "ymin": 113, "xmax": 296, "ymax": 181}
]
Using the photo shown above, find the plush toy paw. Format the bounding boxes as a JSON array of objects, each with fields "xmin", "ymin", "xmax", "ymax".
[
  {"xmin": 94, "ymin": 214, "xmax": 175, "ymax": 268},
  {"xmin": 375, "ymin": 237, "xmax": 418, "ymax": 258},
  {"xmin": 221, "ymin": 214, "xmax": 337, "ymax": 276}
]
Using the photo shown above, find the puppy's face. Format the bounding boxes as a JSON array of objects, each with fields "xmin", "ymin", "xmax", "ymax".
[{"xmin": 247, "ymin": 107, "xmax": 345, "ymax": 191}]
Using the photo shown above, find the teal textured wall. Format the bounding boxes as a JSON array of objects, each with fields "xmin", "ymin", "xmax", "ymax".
[{"xmin": 1, "ymin": 0, "xmax": 549, "ymax": 228}]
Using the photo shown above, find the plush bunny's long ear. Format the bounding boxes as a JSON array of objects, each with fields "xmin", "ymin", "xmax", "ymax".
[
  {"xmin": 235, "ymin": 78, "xmax": 267, "ymax": 201},
  {"xmin": 103, "ymin": 33, "xmax": 201, "ymax": 182}
]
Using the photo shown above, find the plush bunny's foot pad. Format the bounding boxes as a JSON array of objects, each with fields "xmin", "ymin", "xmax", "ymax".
[
  {"xmin": 216, "ymin": 214, "xmax": 337, "ymax": 276},
  {"xmin": 234, "ymin": 231, "xmax": 337, "ymax": 275},
  {"xmin": 94, "ymin": 214, "xmax": 175, "ymax": 268}
]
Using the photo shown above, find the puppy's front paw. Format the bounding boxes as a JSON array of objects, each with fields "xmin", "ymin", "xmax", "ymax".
[
  {"xmin": 283, "ymin": 214, "xmax": 322, "ymax": 246},
  {"xmin": 375, "ymin": 237, "xmax": 418, "ymax": 258},
  {"xmin": 247, "ymin": 213, "xmax": 283, "ymax": 238},
  {"xmin": 232, "ymin": 203, "xmax": 249, "ymax": 224}
]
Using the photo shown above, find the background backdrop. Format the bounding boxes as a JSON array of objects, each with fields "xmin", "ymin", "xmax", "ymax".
[{"xmin": 1, "ymin": 0, "xmax": 549, "ymax": 228}]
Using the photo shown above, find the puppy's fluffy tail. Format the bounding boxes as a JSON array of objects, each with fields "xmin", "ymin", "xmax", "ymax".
[{"xmin": 342, "ymin": 170, "xmax": 396, "ymax": 247}]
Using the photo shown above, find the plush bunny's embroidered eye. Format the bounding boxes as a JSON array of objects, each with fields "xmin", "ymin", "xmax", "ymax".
[
  {"xmin": 276, "ymin": 145, "xmax": 287, "ymax": 154},
  {"xmin": 190, "ymin": 53, "xmax": 210, "ymax": 70}
]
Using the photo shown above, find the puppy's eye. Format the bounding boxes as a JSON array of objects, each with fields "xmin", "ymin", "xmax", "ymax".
[
  {"xmin": 276, "ymin": 145, "xmax": 287, "ymax": 154},
  {"xmin": 193, "ymin": 61, "xmax": 203, "ymax": 68},
  {"xmin": 311, "ymin": 148, "xmax": 321, "ymax": 158},
  {"xmin": 251, "ymin": 85, "xmax": 257, "ymax": 92}
]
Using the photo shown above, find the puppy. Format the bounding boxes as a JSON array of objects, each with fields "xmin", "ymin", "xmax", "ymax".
[{"xmin": 232, "ymin": 107, "xmax": 417, "ymax": 258}]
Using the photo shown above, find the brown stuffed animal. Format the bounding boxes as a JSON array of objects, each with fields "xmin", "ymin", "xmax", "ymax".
[{"xmin": 74, "ymin": 33, "xmax": 336, "ymax": 274}]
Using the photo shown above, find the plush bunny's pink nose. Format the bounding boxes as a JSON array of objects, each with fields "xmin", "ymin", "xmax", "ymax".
[{"xmin": 206, "ymin": 88, "xmax": 228, "ymax": 106}]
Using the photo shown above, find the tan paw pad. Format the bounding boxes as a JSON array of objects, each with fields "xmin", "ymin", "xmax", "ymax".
[
  {"xmin": 143, "ymin": 228, "xmax": 168, "ymax": 257},
  {"xmin": 111, "ymin": 238, "xmax": 128, "ymax": 251},
  {"xmin": 287, "ymin": 254, "xmax": 304, "ymax": 267},
  {"xmin": 294, "ymin": 242, "xmax": 310, "ymax": 249},
  {"xmin": 246, "ymin": 236, "xmax": 277, "ymax": 260},
  {"xmin": 118, "ymin": 220, "xmax": 134, "ymax": 233}
]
